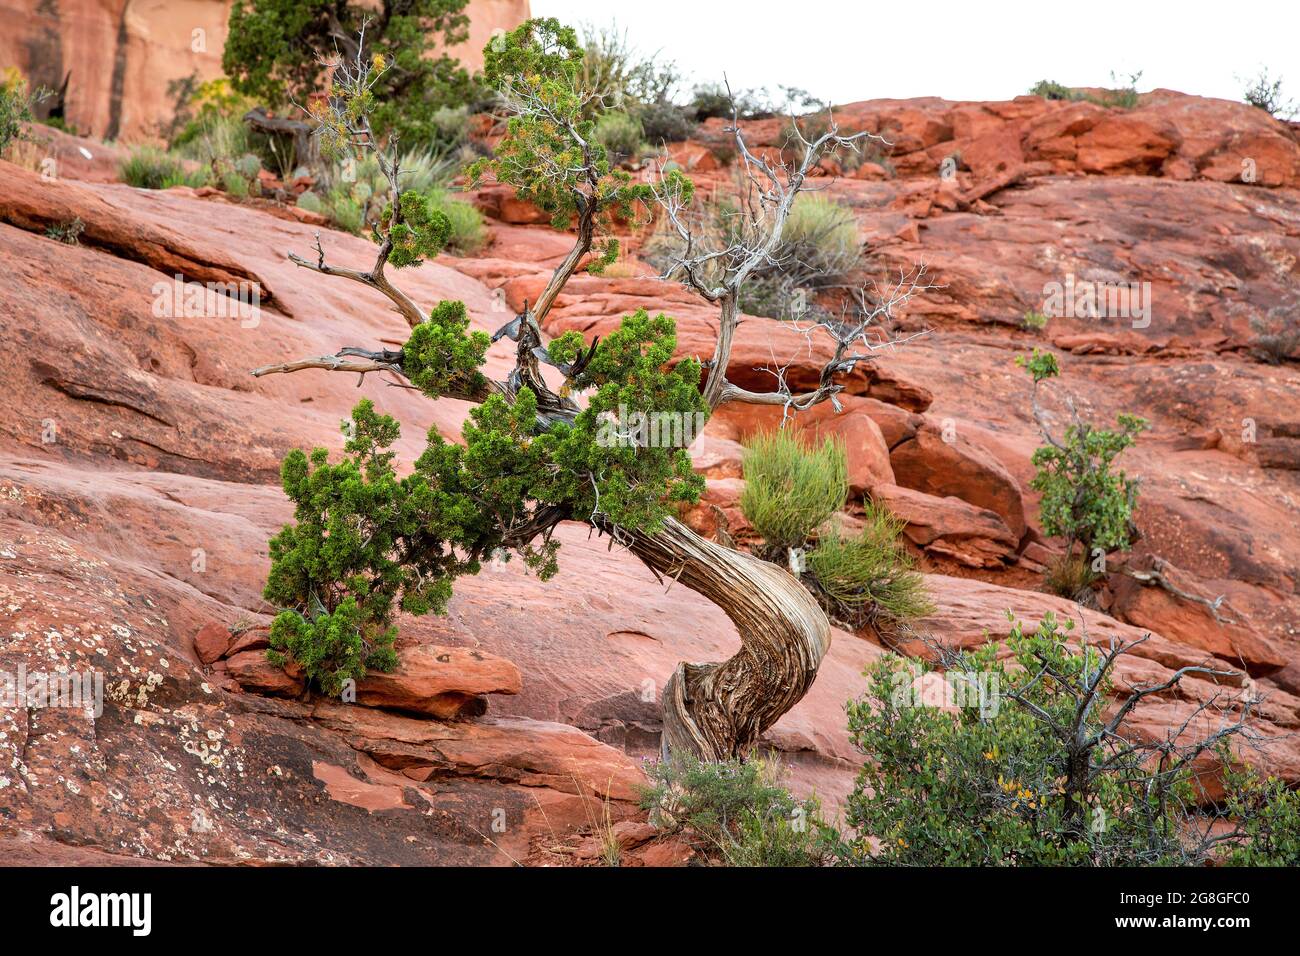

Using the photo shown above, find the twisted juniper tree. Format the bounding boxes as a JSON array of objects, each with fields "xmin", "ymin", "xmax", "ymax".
[{"xmin": 252, "ymin": 18, "xmax": 922, "ymax": 760}]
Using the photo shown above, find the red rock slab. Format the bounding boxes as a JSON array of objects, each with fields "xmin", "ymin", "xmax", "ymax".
[
  {"xmin": 872, "ymin": 483, "xmax": 1018, "ymax": 568},
  {"xmin": 890, "ymin": 418, "xmax": 1027, "ymax": 539},
  {"xmin": 354, "ymin": 643, "xmax": 522, "ymax": 718}
]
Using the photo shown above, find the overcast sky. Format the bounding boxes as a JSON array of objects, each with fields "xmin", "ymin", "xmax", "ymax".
[{"xmin": 532, "ymin": 0, "xmax": 1299, "ymax": 108}]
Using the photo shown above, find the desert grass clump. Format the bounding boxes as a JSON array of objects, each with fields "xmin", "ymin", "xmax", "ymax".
[
  {"xmin": 807, "ymin": 505, "xmax": 934, "ymax": 628},
  {"xmin": 119, "ymin": 145, "xmax": 202, "ymax": 190},
  {"xmin": 740, "ymin": 429, "xmax": 847, "ymax": 558},
  {"xmin": 1249, "ymin": 304, "xmax": 1299, "ymax": 364},
  {"xmin": 1041, "ymin": 552, "xmax": 1100, "ymax": 604},
  {"xmin": 592, "ymin": 111, "xmax": 645, "ymax": 163},
  {"xmin": 426, "ymin": 188, "xmax": 488, "ymax": 256},
  {"xmin": 643, "ymin": 190, "xmax": 862, "ymax": 320},
  {"xmin": 641, "ymin": 753, "xmax": 831, "ymax": 866}
]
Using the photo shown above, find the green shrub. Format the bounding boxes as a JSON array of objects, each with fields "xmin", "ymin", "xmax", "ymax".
[
  {"xmin": 1022, "ymin": 309, "xmax": 1049, "ymax": 330},
  {"xmin": 44, "ymin": 217, "xmax": 85, "ymax": 245},
  {"xmin": 426, "ymin": 188, "xmax": 487, "ymax": 255},
  {"xmin": 635, "ymin": 99, "xmax": 696, "ymax": 144},
  {"xmin": 644, "ymin": 192, "xmax": 862, "ymax": 321},
  {"xmin": 1041, "ymin": 551, "xmax": 1099, "ymax": 602},
  {"xmin": 840, "ymin": 612, "xmax": 1291, "ymax": 866},
  {"xmin": 806, "ymin": 505, "xmax": 934, "ymax": 627},
  {"xmin": 0, "ymin": 67, "xmax": 47, "ymax": 155},
  {"xmin": 223, "ymin": 0, "xmax": 479, "ymax": 146},
  {"xmin": 120, "ymin": 145, "xmax": 194, "ymax": 190},
  {"xmin": 307, "ymin": 149, "xmax": 456, "ymax": 235},
  {"xmin": 1249, "ymin": 303, "xmax": 1299, "ymax": 364},
  {"xmin": 740, "ymin": 194, "xmax": 860, "ymax": 319},
  {"xmin": 1028, "ymin": 79, "xmax": 1082, "ymax": 102},
  {"xmin": 578, "ymin": 22, "xmax": 679, "ymax": 119},
  {"xmin": 1029, "ymin": 72, "xmax": 1141, "ymax": 110},
  {"xmin": 1221, "ymin": 769, "xmax": 1300, "ymax": 866},
  {"xmin": 740, "ymin": 429, "xmax": 847, "ymax": 557},
  {"xmin": 592, "ymin": 110, "xmax": 645, "ymax": 161},
  {"xmin": 689, "ymin": 83, "xmax": 769, "ymax": 121},
  {"xmin": 1242, "ymin": 68, "xmax": 1296, "ymax": 120},
  {"xmin": 641, "ymin": 754, "xmax": 832, "ymax": 866},
  {"xmin": 1018, "ymin": 350, "xmax": 1147, "ymax": 558}
]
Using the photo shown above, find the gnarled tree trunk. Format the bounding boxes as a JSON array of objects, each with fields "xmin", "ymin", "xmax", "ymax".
[{"xmin": 624, "ymin": 517, "xmax": 831, "ymax": 761}]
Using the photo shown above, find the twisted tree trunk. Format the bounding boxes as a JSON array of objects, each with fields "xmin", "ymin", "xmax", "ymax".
[{"xmin": 623, "ymin": 517, "xmax": 832, "ymax": 760}]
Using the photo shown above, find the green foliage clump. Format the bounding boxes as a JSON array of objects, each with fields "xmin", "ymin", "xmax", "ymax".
[
  {"xmin": 740, "ymin": 429, "xmax": 847, "ymax": 556},
  {"xmin": 382, "ymin": 190, "xmax": 451, "ymax": 268},
  {"xmin": 222, "ymin": 0, "xmax": 478, "ymax": 144},
  {"xmin": 119, "ymin": 145, "xmax": 205, "ymax": 190},
  {"xmin": 641, "ymin": 754, "xmax": 832, "ymax": 866},
  {"xmin": 1028, "ymin": 72, "xmax": 1142, "ymax": 110},
  {"xmin": 646, "ymin": 192, "xmax": 860, "ymax": 321},
  {"xmin": 265, "ymin": 399, "xmax": 483, "ymax": 694},
  {"xmin": 1242, "ymin": 68, "xmax": 1296, "ymax": 120},
  {"xmin": 689, "ymin": 83, "xmax": 771, "ymax": 121},
  {"xmin": 44, "ymin": 217, "xmax": 85, "ymax": 245},
  {"xmin": 469, "ymin": 18, "xmax": 658, "ymax": 233},
  {"xmin": 807, "ymin": 505, "xmax": 934, "ymax": 627},
  {"xmin": 425, "ymin": 188, "xmax": 488, "ymax": 255},
  {"xmin": 1028, "ymin": 79, "xmax": 1082, "ymax": 102},
  {"xmin": 636, "ymin": 100, "xmax": 697, "ymax": 144},
  {"xmin": 400, "ymin": 300, "xmax": 490, "ymax": 398},
  {"xmin": 576, "ymin": 23, "xmax": 678, "ymax": 117},
  {"xmin": 1221, "ymin": 769, "xmax": 1300, "ymax": 866},
  {"xmin": 1016, "ymin": 346, "xmax": 1060, "ymax": 382},
  {"xmin": 1022, "ymin": 309, "xmax": 1049, "ymax": 330},
  {"xmin": 0, "ymin": 67, "xmax": 47, "ymax": 155},
  {"xmin": 544, "ymin": 310, "xmax": 707, "ymax": 532},
  {"xmin": 592, "ymin": 111, "xmax": 645, "ymax": 161},
  {"xmin": 1031, "ymin": 419, "xmax": 1146, "ymax": 555},
  {"xmin": 840, "ymin": 612, "xmax": 1298, "ymax": 866}
]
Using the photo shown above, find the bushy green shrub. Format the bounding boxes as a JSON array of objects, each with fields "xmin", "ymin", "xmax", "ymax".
[
  {"xmin": 635, "ymin": 99, "xmax": 696, "ymax": 144},
  {"xmin": 740, "ymin": 429, "xmax": 846, "ymax": 557},
  {"xmin": 1028, "ymin": 71, "xmax": 1142, "ymax": 110},
  {"xmin": 807, "ymin": 505, "xmax": 933, "ymax": 627},
  {"xmin": 119, "ymin": 145, "xmax": 205, "ymax": 190},
  {"xmin": 644, "ymin": 191, "xmax": 862, "ymax": 320},
  {"xmin": 223, "ymin": 0, "xmax": 479, "ymax": 145},
  {"xmin": 741, "ymin": 194, "xmax": 860, "ymax": 319},
  {"xmin": 1, "ymin": 68, "xmax": 47, "ymax": 155},
  {"xmin": 577, "ymin": 22, "xmax": 679, "ymax": 117},
  {"xmin": 426, "ymin": 188, "xmax": 488, "ymax": 255},
  {"xmin": 840, "ymin": 612, "xmax": 1290, "ymax": 866},
  {"xmin": 1242, "ymin": 68, "xmax": 1296, "ymax": 120},
  {"xmin": 592, "ymin": 111, "xmax": 645, "ymax": 161},
  {"xmin": 1018, "ymin": 349, "xmax": 1147, "ymax": 558},
  {"xmin": 689, "ymin": 83, "xmax": 770, "ymax": 121},
  {"xmin": 641, "ymin": 754, "xmax": 832, "ymax": 866},
  {"xmin": 1221, "ymin": 769, "xmax": 1300, "ymax": 866},
  {"xmin": 305, "ymin": 149, "xmax": 456, "ymax": 235}
]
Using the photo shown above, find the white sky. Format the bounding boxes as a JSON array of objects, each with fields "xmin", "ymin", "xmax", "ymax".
[{"xmin": 532, "ymin": 0, "xmax": 1300, "ymax": 107}]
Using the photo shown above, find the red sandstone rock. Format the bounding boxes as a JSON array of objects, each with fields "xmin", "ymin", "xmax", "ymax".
[
  {"xmin": 889, "ymin": 419, "xmax": 1027, "ymax": 539},
  {"xmin": 872, "ymin": 483, "xmax": 1018, "ymax": 568},
  {"xmin": 192, "ymin": 623, "xmax": 231, "ymax": 664},
  {"xmin": 354, "ymin": 644, "xmax": 522, "ymax": 718}
]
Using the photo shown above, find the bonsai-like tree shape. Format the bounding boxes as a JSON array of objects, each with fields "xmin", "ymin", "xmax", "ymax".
[{"xmin": 252, "ymin": 18, "xmax": 925, "ymax": 761}]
